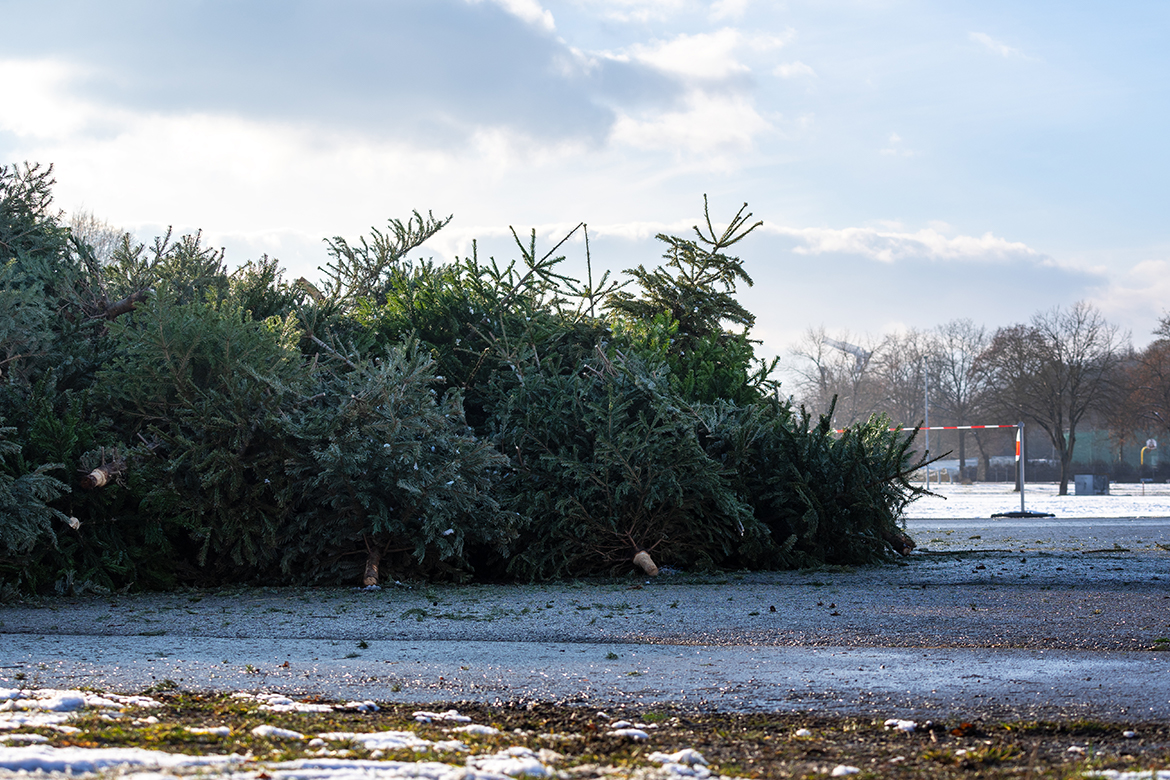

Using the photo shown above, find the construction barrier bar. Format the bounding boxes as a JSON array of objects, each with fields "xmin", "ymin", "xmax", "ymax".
[{"xmin": 833, "ymin": 424, "xmax": 1018, "ymax": 433}]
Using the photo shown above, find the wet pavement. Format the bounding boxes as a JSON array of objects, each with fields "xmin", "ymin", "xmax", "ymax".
[{"xmin": 2, "ymin": 514, "xmax": 1169, "ymax": 723}]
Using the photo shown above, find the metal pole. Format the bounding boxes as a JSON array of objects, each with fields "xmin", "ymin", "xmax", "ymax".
[
  {"xmin": 1019, "ymin": 421, "xmax": 1026, "ymax": 514},
  {"xmin": 924, "ymin": 358, "xmax": 930, "ymax": 489}
]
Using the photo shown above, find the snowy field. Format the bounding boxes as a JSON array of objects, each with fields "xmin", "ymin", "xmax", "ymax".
[{"xmin": 903, "ymin": 481, "xmax": 1170, "ymax": 520}]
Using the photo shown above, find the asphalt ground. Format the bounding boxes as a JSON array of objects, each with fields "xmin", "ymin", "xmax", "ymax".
[{"xmin": 2, "ymin": 516, "xmax": 1168, "ymax": 723}]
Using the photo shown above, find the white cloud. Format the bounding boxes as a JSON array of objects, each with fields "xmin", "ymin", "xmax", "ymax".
[
  {"xmin": 969, "ymin": 31, "xmax": 1027, "ymax": 59},
  {"xmin": 773, "ymin": 61, "xmax": 816, "ymax": 78},
  {"xmin": 0, "ymin": 59, "xmax": 95, "ymax": 139},
  {"xmin": 474, "ymin": 0, "xmax": 556, "ymax": 31},
  {"xmin": 1090, "ymin": 258, "xmax": 1170, "ymax": 343},
  {"xmin": 0, "ymin": 59, "xmax": 595, "ymax": 248},
  {"xmin": 765, "ymin": 223, "xmax": 1042, "ymax": 263},
  {"xmin": 609, "ymin": 90, "xmax": 773, "ymax": 155},
  {"xmin": 569, "ymin": 0, "xmax": 688, "ymax": 23},
  {"xmin": 709, "ymin": 0, "xmax": 750, "ymax": 21},
  {"xmin": 879, "ymin": 131, "xmax": 915, "ymax": 157},
  {"xmin": 626, "ymin": 28, "xmax": 787, "ymax": 81}
]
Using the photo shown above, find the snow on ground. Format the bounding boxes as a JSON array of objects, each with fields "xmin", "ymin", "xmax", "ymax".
[
  {"xmin": 0, "ymin": 744, "xmax": 241, "ymax": 773},
  {"xmin": 0, "ymin": 691, "xmax": 716, "ymax": 780},
  {"xmin": 0, "ymin": 689, "xmax": 162, "ymax": 732},
  {"xmin": 903, "ymin": 482, "xmax": 1170, "ymax": 520}
]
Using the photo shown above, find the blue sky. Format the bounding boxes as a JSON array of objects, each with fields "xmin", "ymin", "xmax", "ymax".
[{"xmin": 2, "ymin": 0, "xmax": 1167, "ymax": 377}]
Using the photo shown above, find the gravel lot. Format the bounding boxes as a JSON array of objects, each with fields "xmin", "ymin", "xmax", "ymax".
[{"xmin": 4, "ymin": 509, "xmax": 1169, "ymax": 723}]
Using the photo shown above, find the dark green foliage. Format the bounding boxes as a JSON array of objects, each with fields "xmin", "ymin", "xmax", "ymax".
[
  {"xmin": 279, "ymin": 341, "xmax": 515, "ymax": 583},
  {"xmin": 0, "ymin": 163, "xmax": 69, "ymax": 261},
  {"xmin": 0, "ymin": 261, "xmax": 58, "ymax": 387},
  {"xmin": 229, "ymin": 255, "xmax": 308, "ymax": 322},
  {"xmin": 0, "ymin": 422, "xmax": 70, "ymax": 555},
  {"xmin": 1, "ymin": 166, "xmax": 926, "ymax": 591},
  {"xmin": 494, "ymin": 353, "xmax": 764, "ymax": 580},
  {"xmin": 98, "ymin": 293, "xmax": 305, "ymax": 576},
  {"xmin": 613, "ymin": 312, "xmax": 771, "ymax": 405},
  {"xmin": 700, "ymin": 398, "xmax": 927, "ymax": 567},
  {"xmin": 607, "ymin": 199, "xmax": 777, "ymax": 405},
  {"xmin": 352, "ymin": 228, "xmax": 613, "ymax": 434},
  {"xmin": 608, "ymin": 197, "xmax": 759, "ymax": 341},
  {"xmin": 322, "ymin": 210, "xmax": 452, "ymax": 305},
  {"xmin": 100, "ymin": 228, "xmax": 231, "ymax": 307}
]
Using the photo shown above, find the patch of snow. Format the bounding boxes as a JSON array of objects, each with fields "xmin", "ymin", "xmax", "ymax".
[
  {"xmin": 246, "ymin": 693, "xmax": 336, "ymax": 713},
  {"xmin": 0, "ymin": 744, "xmax": 240, "ymax": 773},
  {"xmin": 15, "ymin": 691, "xmax": 86, "ymax": 711},
  {"xmin": 341, "ymin": 700, "xmax": 379, "ymax": 712},
  {"xmin": 649, "ymin": 749, "xmax": 709, "ymax": 778},
  {"xmin": 884, "ymin": 719, "xmax": 916, "ymax": 733},
  {"xmin": 606, "ymin": 728, "xmax": 649, "ymax": 741},
  {"xmin": 649, "ymin": 749, "xmax": 707, "ymax": 766},
  {"xmin": 273, "ymin": 757, "xmax": 496, "ymax": 780},
  {"xmin": 467, "ymin": 746, "xmax": 552, "ymax": 777},
  {"xmin": 318, "ymin": 730, "xmax": 465, "ymax": 753},
  {"xmin": 830, "ymin": 766, "xmax": 861, "ymax": 777},
  {"xmin": 253, "ymin": 725, "xmax": 306, "ymax": 740},
  {"xmin": 609, "ymin": 720, "xmax": 633, "ymax": 729},
  {"xmin": 536, "ymin": 748, "xmax": 563, "ymax": 764},
  {"xmin": 794, "ymin": 728, "xmax": 813, "ymax": 738},
  {"xmin": 0, "ymin": 711, "xmax": 74, "ymax": 730},
  {"xmin": 450, "ymin": 724, "xmax": 500, "ymax": 735},
  {"xmin": 187, "ymin": 726, "xmax": 232, "ymax": 736},
  {"xmin": 413, "ymin": 709, "xmax": 472, "ymax": 723},
  {"xmin": 0, "ymin": 734, "xmax": 49, "ymax": 743},
  {"xmin": 0, "ymin": 689, "xmax": 158, "ymax": 731},
  {"xmin": 1086, "ymin": 773, "xmax": 1170, "ymax": 780}
]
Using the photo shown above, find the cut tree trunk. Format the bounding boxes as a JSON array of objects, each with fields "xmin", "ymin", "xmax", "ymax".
[
  {"xmin": 363, "ymin": 547, "xmax": 381, "ymax": 587},
  {"xmin": 78, "ymin": 457, "xmax": 127, "ymax": 490},
  {"xmin": 104, "ymin": 290, "xmax": 151, "ymax": 320},
  {"xmin": 881, "ymin": 528, "xmax": 916, "ymax": 556},
  {"xmin": 632, "ymin": 550, "xmax": 659, "ymax": 576}
]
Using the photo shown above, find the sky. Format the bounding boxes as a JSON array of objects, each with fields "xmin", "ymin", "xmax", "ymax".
[{"xmin": 2, "ymin": 0, "xmax": 1169, "ymax": 380}]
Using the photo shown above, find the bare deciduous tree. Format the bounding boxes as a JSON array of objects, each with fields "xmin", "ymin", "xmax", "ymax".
[
  {"xmin": 871, "ymin": 328, "xmax": 929, "ymax": 427},
  {"xmin": 931, "ymin": 319, "xmax": 992, "ymax": 480},
  {"xmin": 68, "ymin": 209, "xmax": 125, "ymax": 264},
  {"xmin": 975, "ymin": 302, "xmax": 1127, "ymax": 494},
  {"xmin": 788, "ymin": 326, "xmax": 883, "ymax": 425},
  {"xmin": 1131, "ymin": 312, "xmax": 1170, "ymax": 442}
]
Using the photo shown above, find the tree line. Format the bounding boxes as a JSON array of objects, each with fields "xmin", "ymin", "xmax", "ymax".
[
  {"xmin": 788, "ymin": 305, "xmax": 1169, "ymax": 494},
  {"xmin": 1, "ymin": 163, "xmax": 927, "ymax": 595}
]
